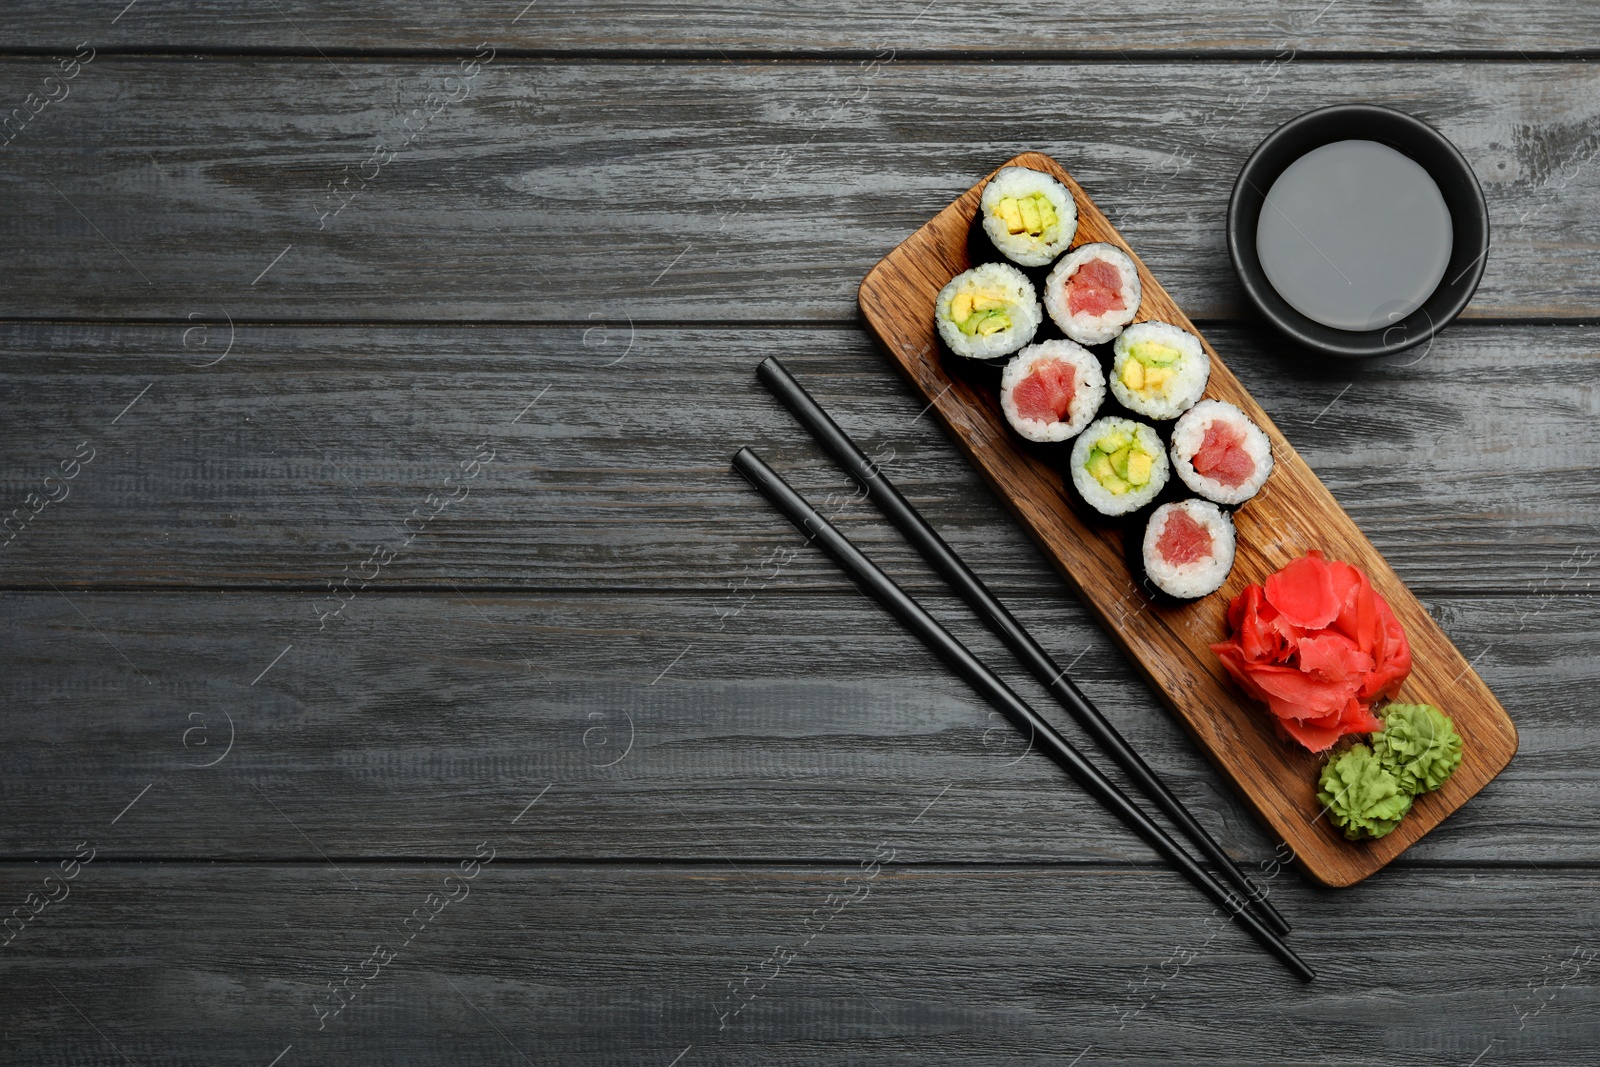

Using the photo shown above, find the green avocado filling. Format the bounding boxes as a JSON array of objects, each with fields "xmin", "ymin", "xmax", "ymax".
[
  {"xmin": 994, "ymin": 192, "xmax": 1060, "ymax": 240},
  {"xmin": 949, "ymin": 285, "xmax": 1013, "ymax": 337},
  {"xmin": 1083, "ymin": 428, "xmax": 1155, "ymax": 497},
  {"xmin": 1119, "ymin": 340, "xmax": 1182, "ymax": 396}
]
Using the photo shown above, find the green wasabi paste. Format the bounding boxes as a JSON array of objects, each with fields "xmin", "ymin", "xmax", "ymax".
[
  {"xmin": 1373, "ymin": 703, "xmax": 1463, "ymax": 796},
  {"xmin": 1317, "ymin": 743, "xmax": 1412, "ymax": 841}
]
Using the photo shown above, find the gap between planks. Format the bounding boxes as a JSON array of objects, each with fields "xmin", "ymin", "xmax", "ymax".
[{"xmin": 0, "ymin": 48, "xmax": 1598, "ymax": 62}]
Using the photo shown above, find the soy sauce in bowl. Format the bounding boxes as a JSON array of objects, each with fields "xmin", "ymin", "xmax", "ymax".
[
  {"xmin": 1256, "ymin": 139, "xmax": 1453, "ymax": 332},
  {"xmin": 1227, "ymin": 105, "xmax": 1489, "ymax": 359}
]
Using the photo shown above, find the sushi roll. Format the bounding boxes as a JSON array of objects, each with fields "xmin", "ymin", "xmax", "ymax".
[
  {"xmin": 975, "ymin": 167, "xmax": 1078, "ymax": 268},
  {"xmin": 1069, "ymin": 416, "xmax": 1169, "ymax": 517},
  {"xmin": 1043, "ymin": 242, "xmax": 1141, "ymax": 344},
  {"xmin": 1170, "ymin": 399, "xmax": 1274, "ymax": 507},
  {"xmin": 1109, "ymin": 321, "xmax": 1209, "ymax": 420},
  {"xmin": 1140, "ymin": 499, "xmax": 1236, "ymax": 600},
  {"xmin": 934, "ymin": 262, "xmax": 1042, "ymax": 360},
  {"xmin": 999, "ymin": 340, "xmax": 1105, "ymax": 444}
]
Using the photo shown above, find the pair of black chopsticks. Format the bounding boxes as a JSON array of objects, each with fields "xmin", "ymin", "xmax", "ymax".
[{"xmin": 735, "ymin": 357, "xmax": 1314, "ymax": 982}]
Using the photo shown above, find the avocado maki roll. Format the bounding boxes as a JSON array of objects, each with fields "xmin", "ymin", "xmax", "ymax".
[
  {"xmin": 934, "ymin": 262, "xmax": 1042, "ymax": 360},
  {"xmin": 1069, "ymin": 416, "xmax": 1170, "ymax": 517},
  {"xmin": 1043, "ymin": 242, "xmax": 1141, "ymax": 344},
  {"xmin": 976, "ymin": 166, "xmax": 1079, "ymax": 268},
  {"xmin": 1109, "ymin": 321, "xmax": 1209, "ymax": 420},
  {"xmin": 999, "ymin": 340, "xmax": 1105, "ymax": 443},
  {"xmin": 1170, "ymin": 399, "xmax": 1274, "ymax": 507},
  {"xmin": 1139, "ymin": 498, "xmax": 1236, "ymax": 600}
]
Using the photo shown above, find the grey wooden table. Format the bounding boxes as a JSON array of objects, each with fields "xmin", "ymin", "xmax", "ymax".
[{"xmin": 1, "ymin": 4, "xmax": 1597, "ymax": 1064}]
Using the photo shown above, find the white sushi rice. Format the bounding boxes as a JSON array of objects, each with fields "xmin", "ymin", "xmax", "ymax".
[
  {"xmin": 979, "ymin": 166, "xmax": 1079, "ymax": 268},
  {"xmin": 1109, "ymin": 320, "xmax": 1209, "ymax": 420},
  {"xmin": 998, "ymin": 340, "xmax": 1106, "ymax": 443},
  {"xmin": 1141, "ymin": 499, "xmax": 1236, "ymax": 600},
  {"xmin": 1069, "ymin": 416, "xmax": 1169, "ymax": 517},
  {"xmin": 1170, "ymin": 399, "xmax": 1274, "ymax": 506},
  {"xmin": 1043, "ymin": 242, "xmax": 1142, "ymax": 344},
  {"xmin": 934, "ymin": 262, "xmax": 1043, "ymax": 360}
]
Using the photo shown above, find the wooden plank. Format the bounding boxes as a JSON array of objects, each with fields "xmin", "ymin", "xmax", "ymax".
[
  {"xmin": 0, "ymin": 323, "xmax": 1594, "ymax": 593},
  {"xmin": 862, "ymin": 152, "xmax": 1518, "ymax": 886},
  {"xmin": 9, "ymin": 2, "xmax": 1600, "ymax": 55},
  {"xmin": 1, "ymin": 60, "xmax": 1599, "ymax": 321},
  {"xmin": 0, "ymin": 590, "xmax": 1588, "ymax": 863},
  {"xmin": 0, "ymin": 862, "xmax": 1594, "ymax": 1064}
]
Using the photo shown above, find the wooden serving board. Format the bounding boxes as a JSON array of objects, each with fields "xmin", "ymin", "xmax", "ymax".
[{"xmin": 858, "ymin": 152, "xmax": 1518, "ymax": 888}]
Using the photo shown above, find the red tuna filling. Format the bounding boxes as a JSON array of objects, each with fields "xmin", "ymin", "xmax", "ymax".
[
  {"xmin": 1066, "ymin": 257, "xmax": 1126, "ymax": 317},
  {"xmin": 1192, "ymin": 420, "xmax": 1256, "ymax": 488},
  {"xmin": 1012, "ymin": 359, "xmax": 1076, "ymax": 424},
  {"xmin": 1155, "ymin": 508, "xmax": 1214, "ymax": 566}
]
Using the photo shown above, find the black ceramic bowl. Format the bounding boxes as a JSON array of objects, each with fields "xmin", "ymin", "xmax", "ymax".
[{"xmin": 1227, "ymin": 104, "xmax": 1489, "ymax": 359}]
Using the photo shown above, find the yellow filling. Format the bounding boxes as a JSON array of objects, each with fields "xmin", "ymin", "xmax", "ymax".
[
  {"xmin": 994, "ymin": 192, "xmax": 1060, "ymax": 239},
  {"xmin": 1085, "ymin": 430, "xmax": 1155, "ymax": 496},
  {"xmin": 950, "ymin": 285, "xmax": 1013, "ymax": 337},
  {"xmin": 1120, "ymin": 340, "xmax": 1183, "ymax": 397}
]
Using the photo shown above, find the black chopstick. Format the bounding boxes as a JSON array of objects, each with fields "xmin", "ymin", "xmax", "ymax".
[
  {"xmin": 731, "ymin": 448, "xmax": 1314, "ymax": 981},
  {"xmin": 756, "ymin": 356, "xmax": 1292, "ymax": 938}
]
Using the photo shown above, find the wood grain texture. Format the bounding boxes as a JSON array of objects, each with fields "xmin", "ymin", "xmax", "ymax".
[
  {"xmin": 0, "ymin": 590, "xmax": 1585, "ymax": 863},
  {"xmin": 10, "ymin": 1, "xmax": 1600, "ymax": 54},
  {"xmin": 0, "ymin": 322, "xmax": 1594, "ymax": 593},
  {"xmin": 861, "ymin": 152, "xmax": 1518, "ymax": 886},
  {"xmin": 0, "ymin": 60, "xmax": 1598, "ymax": 320},
  {"xmin": 0, "ymin": 862, "xmax": 1593, "ymax": 1066}
]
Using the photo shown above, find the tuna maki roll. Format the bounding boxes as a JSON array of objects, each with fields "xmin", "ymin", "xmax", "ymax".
[
  {"xmin": 1069, "ymin": 416, "xmax": 1169, "ymax": 517},
  {"xmin": 1170, "ymin": 399, "xmax": 1274, "ymax": 507},
  {"xmin": 1043, "ymin": 242, "xmax": 1141, "ymax": 344},
  {"xmin": 1109, "ymin": 321, "xmax": 1209, "ymax": 420},
  {"xmin": 976, "ymin": 167, "xmax": 1079, "ymax": 268},
  {"xmin": 999, "ymin": 340, "xmax": 1105, "ymax": 443},
  {"xmin": 934, "ymin": 262, "xmax": 1042, "ymax": 360},
  {"xmin": 1140, "ymin": 499, "xmax": 1236, "ymax": 600}
]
